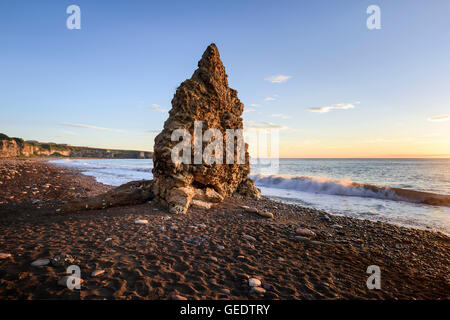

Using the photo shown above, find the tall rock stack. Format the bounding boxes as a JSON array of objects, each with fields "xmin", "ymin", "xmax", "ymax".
[{"xmin": 152, "ymin": 44, "xmax": 261, "ymax": 214}]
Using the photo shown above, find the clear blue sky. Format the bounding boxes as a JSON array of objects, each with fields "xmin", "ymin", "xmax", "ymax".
[{"xmin": 0, "ymin": 0, "xmax": 449, "ymax": 157}]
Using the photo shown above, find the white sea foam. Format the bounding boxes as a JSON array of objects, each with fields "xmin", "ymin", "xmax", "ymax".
[
  {"xmin": 51, "ymin": 158, "xmax": 153, "ymax": 186},
  {"xmin": 250, "ymin": 174, "xmax": 400, "ymax": 201}
]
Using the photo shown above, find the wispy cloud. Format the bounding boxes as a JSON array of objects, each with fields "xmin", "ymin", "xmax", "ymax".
[
  {"xmin": 244, "ymin": 120, "xmax": 288, "ymax": 130},
  {"xmin": 264, "ymin": 96, "xmax": 276, "ymax": 101},
  {"xmin": 428, "ymin": 115, "xmax": 450, "ymax": 122},
  {"xmin": 149, "ymin": 104, "xmax": 168, "ymax": 113},
  {"xmin": 244, "ymin": 108, "xmax": 256, "ymax": 113},
  {"xmin": 307, "ymin": 102, "xmax": 359, "ymax": 113},
  {"xmin": 265, "ymin": 75, "xmax": 292, "ymax": 83},
  {"xmin": 250, "ymin": 103, "xmax": 260, "ymax": 107},
  {"xmin": 60, "ymin": 123, "xmax": 125, "ymax": 133},
  {"xmin": 271, "ymin": 113, "xmax": 291, "ymax": 119}
]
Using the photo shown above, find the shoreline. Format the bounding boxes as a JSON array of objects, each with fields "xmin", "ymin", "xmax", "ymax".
[
  {"xmin": 50, "ymin": 157, "xmax": 450, "ymax": 235},
  {"xmin": 0, "ymin": 158, "xmax": 449, "ymax": 299}
]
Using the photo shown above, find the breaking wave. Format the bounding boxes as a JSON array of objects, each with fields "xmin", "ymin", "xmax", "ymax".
[{"xmin": 250, "ymin": 174, "xmax": 450, "ymax": 207}]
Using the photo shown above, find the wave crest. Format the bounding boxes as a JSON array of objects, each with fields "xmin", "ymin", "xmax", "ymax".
[{"xmin": 250, "ymin": 174, "xmax": 450, "ymax": 207}]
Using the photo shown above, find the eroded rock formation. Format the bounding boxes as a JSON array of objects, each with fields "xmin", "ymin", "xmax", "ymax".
[
  {"xmin": 152, "ymin": 44, "xmax": 261, "ymax": 214},
  {"xmin": 62, "ymin": 180, "xmax": 154, "ymax": 213}
]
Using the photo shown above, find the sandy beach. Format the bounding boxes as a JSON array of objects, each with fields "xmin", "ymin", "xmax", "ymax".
[{"xmin": 0, "ymin": 158, "xmax": 449, "ymax": 300}]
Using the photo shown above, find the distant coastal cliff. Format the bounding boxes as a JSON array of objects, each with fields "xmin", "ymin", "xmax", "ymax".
[{"xmin": 0, "ymin": 133, "xmax": 152, "ymax": 159}]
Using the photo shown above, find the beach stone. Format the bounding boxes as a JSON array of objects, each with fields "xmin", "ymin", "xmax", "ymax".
[
  {"xmin": 208, "ymin": 256, "xmax": 218, "ymax": 263},
  {"xmin": 169, "ymin": 295, "xmax": 187, "ymax": 300},
  {"xmin": 170, "ymin": 225, "xmax": 178, "ymax": 230},
  {"xmin": 105, "ymin": 237, "xmax": 112, "ymax": 242},
  {"xmin": 258, "ymin": 210, "xmax": 274, "ymax": 219},
  {"xmin": 0, "ymin": 253, "xmax": 12, "ymax": 259},
  {"xmin": 31, "ymin": 259, "xmax": 50, "ymax": 267},
  {"xmin": 190, "ymin": 199, "xmax": 213, "ymax": 210},
  {"xmin": 135, "ymin": 219, "xmax": 149, "ymax": 225},
  {"xmin": 331, "ymin": 224, "xmax": 343, "ymax": 229},
  {"xmin": 296, "ymin": 228, "xmax": 316, "ymax": 238},
  {"xmin": 251, "ymin": 286, "xmax": 266, "ymax": 295},
  {"xmin": 91, "ymin": 270, "xmax": 105, "ymax": 277},
  {"xmin": 243, "ymin": 234, "xmax": 256, "ymax": 242},
  {"xmin": 151, "ymin": 43, "xmax": 261, "ymax": 215},
  {"xmin": 248, "ymin": 278, "xmax": 262, "ymax": 287},
  {"xmin": 241, "ymin": 206, "xmax": 258, "ymax": 213},
  {"xmin": 217, "ymin": 245, "xmax": 225, "ymax": 250}
]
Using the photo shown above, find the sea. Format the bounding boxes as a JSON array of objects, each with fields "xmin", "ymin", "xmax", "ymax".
[{"xmin": 51, "ymin": 158, "xmax": 450, "ymax": 235}]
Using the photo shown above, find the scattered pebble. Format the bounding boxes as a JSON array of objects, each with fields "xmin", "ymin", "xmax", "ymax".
[
  {"xmin": 91, "ymin": 270, "xmax": 105, "ymax": 277},
  {"xmin": 241, "ymin": 206, "xmax": 258, "ymax": 213},
  {"xmin": 251, "ymin": 286, "xmax": 266, "ymax": 294},
  {"xmin": 31, "ymin": 259, "xmax": 50, "ymax": 267},
  {"xmin": 248, "ymin": 278, "xmax": 262, "ymax": 287},
  {"xmin": 296, "ymin": 228, "xmax": 316, "ymax": 238},
  {"xmin": 208, "ymin": 256, "xmax": 218, "ymax": 263},
  {"xmin": 170, "ymin": 225, "xmax": 178, "ymax": 230},
  {"xmin": 135, "ymin": 219, "xmax": 149, "ymax": 225},
  {"xmin": 258, "ymin": 211, "xmax": 274, "ymax": 219},
  {"xmin": 169, "ymin": 295, "xmax": 187, "ymax": 300},
  {"xmin": 243, "ymin": 234, "xmax": 256, "ymax": 242},
  {"xmin": 217, "ymin": 245, "xmax": 225, "ymax": 251},
  {"xmin": 105, "ymin": 237, "xmax": 112, "ymax": 242},
  {"xmin": 0, "ymin": 253, "xmax": 12, "ymax": 259}
]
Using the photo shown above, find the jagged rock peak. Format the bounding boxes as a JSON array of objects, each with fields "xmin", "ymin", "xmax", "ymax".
[{"xmin": 192, "ymin": 43, "xmax": 228, "ymax": 87}]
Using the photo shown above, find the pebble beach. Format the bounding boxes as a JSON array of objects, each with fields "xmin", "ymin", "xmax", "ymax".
[{"xmin": 0, "ymin": 158, "xmax": 449, "ymax": 300}]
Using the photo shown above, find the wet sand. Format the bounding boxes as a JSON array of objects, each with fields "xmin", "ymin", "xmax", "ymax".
[{"xmin": 0, "ymin": 159, "xmax": 449, "ymax": 300}]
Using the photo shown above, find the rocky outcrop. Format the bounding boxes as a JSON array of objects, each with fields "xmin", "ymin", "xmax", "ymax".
[
  {"xmin": 152, "ymin": 44, "xmax": 261, "ymax": 214},
  {"xmin": 0, "ymin": 139, "xmax": 29, "ymax": 157},
  {"xmin": 0, "ymin": 133, "xmax": 152, "ymax": 159}
]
